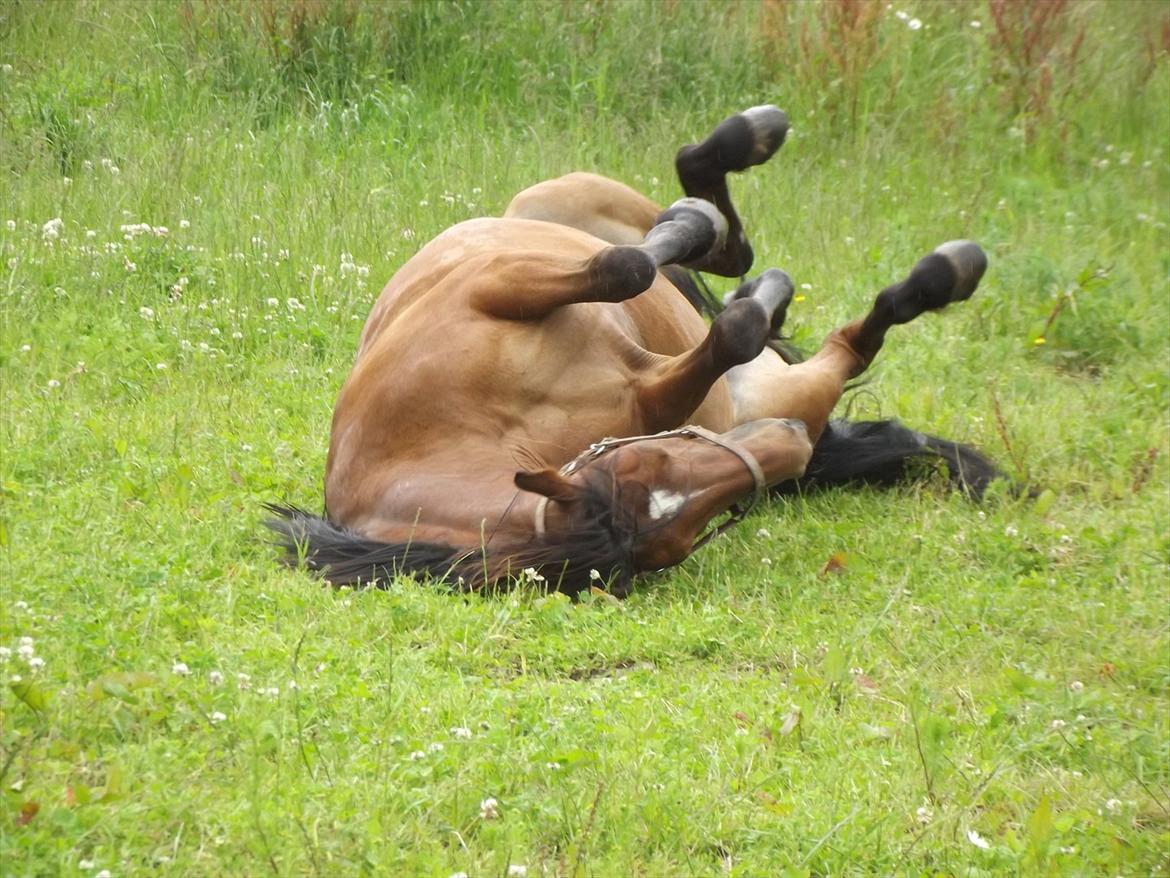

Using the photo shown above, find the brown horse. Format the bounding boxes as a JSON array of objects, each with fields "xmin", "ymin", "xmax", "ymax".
[{"xmin": 268, "ymin": 106, "xmax": 997, "ymax": 596}]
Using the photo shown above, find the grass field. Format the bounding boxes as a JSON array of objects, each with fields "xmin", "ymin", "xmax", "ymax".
[{"xmin": 2, "ymin": 0, "xmax": 1168, "ymax": 874}]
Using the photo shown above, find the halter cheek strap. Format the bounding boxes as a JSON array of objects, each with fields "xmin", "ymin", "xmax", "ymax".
[{"xmin": 531, "ymin": 425, "xmax": 766, "ymax": 549}]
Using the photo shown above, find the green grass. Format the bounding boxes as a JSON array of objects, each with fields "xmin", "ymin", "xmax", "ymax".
[{"xmin": 1, "ymin": 0, "xmax": 1168, "ymax": 874}]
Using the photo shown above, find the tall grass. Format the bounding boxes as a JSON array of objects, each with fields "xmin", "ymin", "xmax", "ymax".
[{"xmin": 1, "ymin": 1, "xmax": 1168, "ymax": 874}]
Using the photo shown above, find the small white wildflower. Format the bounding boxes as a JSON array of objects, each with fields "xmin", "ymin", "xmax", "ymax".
[
  {"xmin": 179, "ymin": 219, "xmax": 190, "ymax": 230},
  {"xmin": 262, "ymin": 686, "xmax": 280, "ymax": 698},
  {"xmin": 139, "ymin": 306, "xmax": 154, "ymax": 320},
  {"xmin": 63, "ymin": 176, "xmax": 72, "ymax": 186},
  {"xmin": 1105, "ymin": 798, "xmax": 1121, "ymax": 813},
  {"xmin": 237, "ymin": 672, "xmax": 251, "ymax": 689},
  {"xmin": 79, "ymin": 859, "xmax": 94, "ymax": 870},
  {"xmin": 0, "ymin": 647, "xmax": 9, "ymax": 660},
  {"xmin": 17, "ymin": 644, "xmax": 34, "ymax": 659},
  {"xmin": 427, "ymin": 741, "xmax": 444, "ymax": 753},
  {"xmin": 1051, "ymin": 719, "xmax": 1067, "ymax": 729},
  {"xmin": 450, "ymin": 872, "xmax": 469, "ymax": 878},
  {"xmin": 5, "ymin": 220, "xmax": 15, "ymax": 231},
  {"xmin": 266, "ymin": 297, "xmax": 278, "ymax": 307},
  {"xmin": 966, "ymin": 829, "xmax": 991, "ymax": 849},
  {"xmin": 507, "ymin": 865, "xmax": 527, "ymax": 878},
  {"xmin": 970, "ymin": 19, "xmax": 982, "ymax": 28},
  {"xmin": 27, "ymin": 657, "xmax": 44, "ymax": 671},
  {"xmin": 545, "ymin": 761, "xmax": 562, "ymax": 771},
  {"xmin": 42, "ymin": 217, "xmax": 63, "ymax": 240},
  {"xmin": 172, "ymin": 661, "xmax": 190, "ymax": 676},
  {"xmin": 1059, "ymin": 534, "xmax": 1073, "ymax": 545},
  {"xmin": 908, "ymin": 17, "xmax": 922, "ymax": 30},
  {"xmin": 450, "ymin": 726, "xmax": 472, "ymax": 739},
  {"xmin": 418, "ymin": 199, "xmax": 429, "ymax": 207},
  {"xmin": 18, "ymin": 637, "xmax": 32, "ymax": 647},
  {"xmin": 209, "ymin": 670, "xmax": 224, "ymax": 686},
  {"xmin": 479, "ymin": 797, "xmax": 500, "ymax": 820},
  {"xmin": 46, "ymin": 378, "xmax": 61, "ymax": 389},
  {"xmin": 521, "ymin": 567, "xmax": 545, "ymax": 584},
  {"xmin": 1004, "ymin": 525, "xmax": 1019, "ymax": 537},
  {"xmin": 895, "ymin": 9, "xmax": 909, "ymax": 20},
  {"xmin": 155, "ymin": 362, "xmax": 167, "ymax": 370},
  {"xmin": 408, "ymin": 750, "xmax": 426, "ymax": 761},
  {"xmin": 1069, "ymin": 680, "xmax": 1084, "ymax": 692},
  {"xmin": 916, "ymin": 803, "xmax": 934, "ymax": 824},
  {"xmin": 210, "ymin": 711, "xmax": 227, "ymax": 724},
  {"xmin": 589, "ymin": 568, "xmax": 601, "ymax": 581},
  {"xmin": 9, "ymin": 674, "xmax": 21, "ymax": 683},
  {"xmin": 20, "ymin": 344, "xmax": 30, "ymax": 353}
]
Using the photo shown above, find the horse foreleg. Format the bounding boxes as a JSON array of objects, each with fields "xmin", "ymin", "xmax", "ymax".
[
  {"xmin": 726, "ymin": 242, "xmax": 988, "ymax": 441},
  {"xmin": 637, "ymin": 269, "xmax": 793, "ymax": 432},
  {"xmin": 475, "ymin": 200, "xmax": 729, "ymax": 320}
]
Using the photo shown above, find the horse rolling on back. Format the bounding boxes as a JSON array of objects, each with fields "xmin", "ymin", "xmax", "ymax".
[{"xmin": 268, "ymin": 106, "xmax": 999, "ymax": 596}]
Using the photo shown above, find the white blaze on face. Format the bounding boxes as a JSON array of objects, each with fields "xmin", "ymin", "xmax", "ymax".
[{"xmin": 648, "ymin": 490, "xmax": 688, "ymax": 522}]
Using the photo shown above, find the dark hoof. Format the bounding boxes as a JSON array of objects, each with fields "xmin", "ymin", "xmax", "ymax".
[
  {"xmin": 932, "ymin": 240, "xmax": 987, "ymax": 302},
  {"xmin": 655, "ymin": 197, "xmax": 729, "ymax": 263},
  {"xmin": 728, "ymin": 268, "xmax": 794, "ymax": 334},
  {"xmin": 740, "ymin": 105, "xmax": 790, "ymax": 167}
]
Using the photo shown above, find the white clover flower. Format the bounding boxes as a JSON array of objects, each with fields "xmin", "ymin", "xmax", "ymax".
[
  {"xmin": 966, "ymin": 829, "xmax": 991, "ymax": 849},
  {"xmin": 28, "ymin": 656, "xmax": 44, "ymax": 671},
  {"xmin": 63, "ymin": 176, "xmax": 72, "ymax": 186},
  {"xmin": 408, "ymin": 750, "xmax": 426, "ymax": 761},
  {"xmin": 172, "ymin": 661, "xmax": 190, "ymax": 676},
  {"xmin": 237, "ymin": 672, "xmax": 251, "ymax": 689},
  {"xmin": 1051, "ymin": 719, "xmax": 1067, "ymax": 729},
  {"xmin": 479, "ymin": 797, "xmax": 500, "ymax": 820},
  {"xmin": 139, "ymin": 306, "xmax": 154, "ymax": 320},
  {"xmin": 1004, "ymin": 525, "xmax": 1018, "ymax": 537},
  {"xmin": 755, "ymin": 528, "xmax": 771, "ymax": 538},
  {"xmin": 5, "ymin": 220, "xmax": 15, "ymax": 231},
  {"xmin": 908, "ymin": 17, "xmax": 922, "ymax": 30},
  {"xmin": 262, "ymin": 686, "xmax": 280, "ymax": 698},
  {"xmin": 79, "ymin": 859, "xmax": 94, "ymax": 870},
  {"xmin": 210, "ymin": 711, "xmax": 227, "ymax": 724},
  {"xmin": 179, "ymin": 219, "xmax": 190, "ymax": 230},
  {"xmin": 1105, "ymin": 798, "xmax": 1122, "ymax": 813},
  {"xmin": 17, "ymin": 644, "xmax": 34, "ymax": 659},
  {"xmin": 894, "ymin": 9, "xmax": 908, "ymax": 20},
  {"xmin": 916, "ymin": 802, "xmax": 934, "ymax": 824},
  {"xmin": 450, "ymin": 872, "xmax": 469, "ymax": 878},
  {"xmin": 155, "ymin": 363, "xmax": 167, "ymax": 371},
  {"xmin": 427, "ymin": 741, "xmax": 444, "ymax": 753},
  {"xmin": 970, "ymin": 20, "xmax": 982, "ymax": 28},
  {"xmin": 760, "ymin": 557, "xmax": 773, "ymax": 566},
  {"xmin": 507, "ymin": 865, "xmax": 527, "ymax": 877},
  {"xmin": 449, "ymin": 726, "xmax": 472, "ymax": 739},
  {"xmin": 520, "ymin": 567, "xmax": 545, "ymax": 584},
  {"xmin": 1069, "ymin": 680, "xmax": 1084, "ymax": 692},
  {"xmin": 209, "ymin": 670, "xmax": 224, "ymax": 686}
]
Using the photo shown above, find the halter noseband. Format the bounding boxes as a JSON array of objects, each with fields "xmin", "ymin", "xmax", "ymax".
[{"xmin": 532, "ymin": 425, "xmax": 766, "ymax": 550}]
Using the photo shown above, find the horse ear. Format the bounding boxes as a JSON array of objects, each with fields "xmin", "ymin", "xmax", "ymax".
[{"xmin": 514, "ymin": 469, "xmax": 584, "ymax": 502}]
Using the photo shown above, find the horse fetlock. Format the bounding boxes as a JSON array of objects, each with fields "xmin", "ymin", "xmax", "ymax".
[
  {"xmin": 711, "ymin": 297, "xmax": 770, "ymax": 368},
  {"xmin": 588, "ymin": 245, "xmax": 657, "ymax": 300}
]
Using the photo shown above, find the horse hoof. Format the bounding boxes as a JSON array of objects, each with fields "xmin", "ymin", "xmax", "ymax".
[
  {"xmin": 933, "ymin": 240, "xmax": 987, "ymax": 302},
  {"xmin": 589, "ymin": 246, "xmax": 657, "ymax": 300},
  {"xmin": 656, "ymin": 197, "xmax": 729, "ymax": 263},
  {"xmin": 676, "ymin": 105, "xmax": 790, "ymax": 183},
  {"xmin": 740, "ymin": 105, "xmax": 790, "ymax": 166}
]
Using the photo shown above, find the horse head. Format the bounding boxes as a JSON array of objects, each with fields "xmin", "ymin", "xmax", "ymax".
[{"xmin": 513, "ymin": 418, "xmax": 813, "ymax": 593}]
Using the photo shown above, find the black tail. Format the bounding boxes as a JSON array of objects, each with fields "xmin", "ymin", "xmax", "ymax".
[
  {"xmin": 263, "ymin": 504, "xmax": 477, "ymax": 588},
  {"xmin": 777, "ymin": 418, "xmax": 1004, "ymax": 498}
]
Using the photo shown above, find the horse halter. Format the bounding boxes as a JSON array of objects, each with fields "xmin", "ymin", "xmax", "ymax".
[{"xmin": 532, "ymin": 425, "xmax": 766, "ymax": 550}]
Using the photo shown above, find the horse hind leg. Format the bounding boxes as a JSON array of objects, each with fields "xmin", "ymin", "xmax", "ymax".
[
  {"xmin": 727, "ymin": 242, "xmax": 988, "ymax": 441},
  {"xmin": 676, "ymin": 105, "xmax": 789, "ymax": 278}
]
